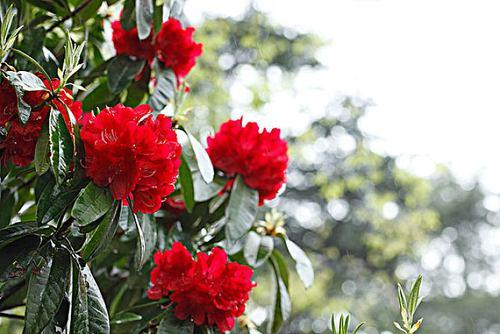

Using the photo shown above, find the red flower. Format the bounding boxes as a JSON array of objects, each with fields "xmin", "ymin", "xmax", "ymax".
[
  {"xmin": 111, "ymin": 18, "xmax": 202, "ymax": 80},
  {"xmin": 0, "ymin": 79, "xmax": 18, "ymax": 127},
  {"xmin": 111, "ymin": 21, "xmax": 155, "ymax": 62},
  {"xmin": 154, "ymin": 18, "xmax": 203, "ymax": 79},
  {"xmin": 147, "ymin": 242, "xmax": 255, "ymax": 332},
  {"xmin": 207, "ymin": 118, "xmax": 289, "ymax": 205},
  {"xmin": 0, "ymin": 76, "xmax": 82, "ymax": 166},
  {"xmin": 79, "ymin": 104, "xmax": 181, "ymax": 214}
]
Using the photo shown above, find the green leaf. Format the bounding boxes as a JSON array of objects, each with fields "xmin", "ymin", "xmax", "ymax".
[
  {"xmin": 35, "ymin": 119, "xmax": 50, "ymax": 175},
  {"xmin": 72, "ymin": 182, "xmax": 113, "ymax": 226},
  {"xmin": 81, "ymin": 201, "xmax": 121, "ymax": 261},
  {"xmin": 150, "ymin": 64, "xmax": 176, "ymax": 111},
  {"xmin": 283, "ymin": 238, "xmax": 314, "ymax": 289},
  {"xmin": 0, "ymin": 189, "xmax": 15, "ymax": 228},
  {"xmin": 3, "ymin": 71, "xmax": 46, "ymax": 124},
  {"xmin": 70, "ymin": 264, "xmax": 110, "ymax": 334},
  {"xmin": 110, "ymin": 312, "xmax": 142, "ymax": 325},
  {"xmin": 128, "ymin": 206, "xmax": 146, "ymax": 269},
  {"xmin": 0, "ymin": 221, "xmax": 49, "ymax": 248},
  {"xmin": 25, "ymin": 249, "xmax": 71, "ymax": 334},
  {"xmin": 408, "ymin": 275, "xmax": 422, "ymax": 316},
  {"xmin": 49, "ymin": 107, "xmax": 74, "ymax": 184},
  {"xmin": 79, "ymin": 0, "xmax": 104, "ymax": 22},
  {"xmin": 193, "ymin": 171, "xmax": 224, "ymax": 202},
  {"xmin": 120, "ymin": 0, "xmax": 136, "ymax": 30},
  {"xmin": 157, "ymin": 311, "xmax": 194, "ymax": 334},
  {"xmin": 135, "ymin": 0, "xmax": 153, "ymax": 40},
  {"xmin": 244, "ymin": 231, "xmax": 274, "ymax": 267},
  {"xmin": 179, "ymin": 155, "xmax": 195, "ymax": 212},
  {"xmin": 4, "ymin": 71, "xmax": 46, "ymax": 91},
  {"xmin": 0, "ymin": 234, "xmax": 41, "ymax": 282},
  {"xmin": 36, "ymin": 183, "xmax": 82, "ymax": 225},
  {"xmin": 107, "ymin": 55, "xmax": 145, "ymax": 94},
  {"xmin": 268, "ymin": 255, "xmax": 291, "ymax": 334},
  {"xmin": 225, "ymin": 175, "xmax": 258, "ymax": 242},
  {"xmin": 186, "ymin": 132, "xmax": 214, "ymax": 184},
  {"xmin": 134, "ymin": 213, "xmax": 157, "ymax": 269}
]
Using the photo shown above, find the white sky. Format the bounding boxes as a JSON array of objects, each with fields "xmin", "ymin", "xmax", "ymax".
[{"xmin": 185, "ymin": 0, "xmax": 500, "ymax": 193}]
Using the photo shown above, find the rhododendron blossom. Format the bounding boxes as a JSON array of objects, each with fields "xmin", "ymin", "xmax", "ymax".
[
  {"xmin": 0, "ymin": 75, "xmax": 82, "ymax": 166},
  {"xmin": 79, "ymin": 104, "xmax": 181, "ymax": 213},
  {"xmin": 111, "ymin": 18, "xmax": 202, "ymax": 79},
  {"xmin": 207, "ymin": 118, "xmax": 289, "ymax": 205},
  {"xmin": 147, "ymin": 242, "xmax": 255, "ymax": 332}
]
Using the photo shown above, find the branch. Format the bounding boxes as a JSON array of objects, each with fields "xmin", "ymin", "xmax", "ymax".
[
  {"xmin": 47, "ymin": 0, "xmax": 93, "ymax": 32},
  {"xmin": 0, "ymin": 312, "xmax": 24, "ymax": 320}
]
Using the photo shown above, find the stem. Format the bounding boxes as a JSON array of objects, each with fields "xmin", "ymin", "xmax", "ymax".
[
  {"xmin": 47, "ymin": 0, "xmax": 93, "ymax": 33},
  {"xmin": 10, "ymin": 48, "xmax": 53, "ymax": 91},
  {"xmin": 0, "ymin": 312, "xmax": 24, "ymax": 320}
]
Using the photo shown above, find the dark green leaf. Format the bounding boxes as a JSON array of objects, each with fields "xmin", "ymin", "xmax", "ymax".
[
  {"xmin": 153, "ymin": 2, "xmax": 163, "ymax": 33},
  {"xmin": 150, "ymin": 64, "xmax": 176, "ymax": 111},
  {"xmin": 70, "ymin": 264, "xmax": 110, "ymax": 334},
  {"xmin": 0, "ymin": 235, "xmax": 41, "ymax": 282},
  {"xmin": 225, "ymin": 175, "xmax": 258, "ymax": 242},
  {"xmin": 129, "ymin": 207, "xmax": 146, "ymax": 269},
  {"xmin": 79, "ymin": 0, "xmax": 104, "ymax": 22},
  {"xmin": 179, "ymin": 155, "xmax": 195, "ymax": 212},
  {"xmin": 49, "ymin": 108, "xmax": 74, "ymax": 184},
  {"xmin": 284, "ymin": 238, "xmax": 314, "ymax": 289},
  {"xmin": 35, "ymin": 119, "xmax": 50, "ymax": 175},
  {"xmin": 25, "ymin": 249, "xmax": 71, "ymax": 334},
  {"xmin": 134, "ymin": 213, "xmax": 157, "ymax": 268},
  {"xmin": 107, "ymin": 55, "xmax": 145, "ymax": 94},
  {"xmin": 135, "ymin": 0, "xmax": 153, "ymax": 40},
  {"xmin": 0, "ymin": 189, "xmax": 15, "ymax": 228},
  {"xmin": 268, "ymin": 254, "xmax": 291, "ymax": 334},
  {"xmin": 81, "ymin": 201, "xmax": 121, "ymax": 261},
  {"xmin": 158, "ymin": 311, "xmax": 194, "ymax": 334},
  {"xmin": 120, "ymin": 0, "xmax": 136, "ymax": 30},
  {"xmin": 0, "ymin": 221, "xmax": 49, "ymax": 248},
  {"xmin": 72, "ymin": 182, "xmax": 113, "ymax": 226},
  {"xmin": 37, "ymin": 183, "xmax": 81, "ymax": 225}
]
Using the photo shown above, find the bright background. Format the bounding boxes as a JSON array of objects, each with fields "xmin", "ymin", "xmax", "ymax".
[{"xmin": 186, "ymin": 0, "xmax": 500, "ymax": 193}]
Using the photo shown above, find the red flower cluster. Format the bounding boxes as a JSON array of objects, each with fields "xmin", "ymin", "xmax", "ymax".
[
  {"xmin": 147, "ymin": 242, "xmax": 255, "ymax": 332},
  {"xmin": 0, "ymin": 76, "xmax": 82, "ymax": 166},
  {"xmin": 79, "ymin": 104, "xmax": 181, "ymax": 214},
  {"xmin": 207, "ymin": 118, "xmax": 289, "ymax": 205},
  {"xmin": 111, "ymin": 18, "xmax": 202, "ymax": 80}
]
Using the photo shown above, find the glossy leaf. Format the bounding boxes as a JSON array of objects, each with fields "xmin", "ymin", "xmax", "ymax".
[
  {"xmin": 70, "ymin": 264, "xmax": 110, "ymax": 334},
  {"xmin": 49, "ymin": 108, "xmax": 74, "ymax": 184},
  {"xmin": 134, "ymin": 213, "xmax": 157, "ymax": 268},
  {"xmin": 268, "ymin": 254, "xmax": 292, "ymax": 334},
  {"xmin": 35, "ymin": 120, "xmax": 50, "ymax": 175},
  {"xmin": 187, "ymin": 132, "xmax": 214, "ymax": 183},
  {"xmin": 225, "ymin": 175, "xmax": 258, "ymax": 242},
  {"xmin": 150, "ymin": 64, "xmax": 176, "ymax": 111},
  {"xmin": 179, "ymin": 155, "xmax": 195, "ymax": 212},
  {"xmin": 284, "ymin": 238, "xmax": 314, "ymax": 289},
  {"xmin": 157, "ymin": 311, "xmax": 194, "ymax": 334},
  {"xmin": 81, "ymin": 201, "xmax": 121, "ymax": 261},
  {"xmin": 107, "ymin": 55, "xmax": 145, "ymax": 94},
  {"xmin": 72, "ymin": 182, "xmax": 113, "ymax": 226},
  {"xmin": 244, "ymin": 231, "xmax": 273, "ymax": 267},
  {"xmin": 25, "ymin": 249, "xmax": 70, "ymax": 334},
  {"xmin": 135, "ymin": 0, "xmax": 153, "ymax": 40},
  {"xmin": 0, "ymin": 221, "xmax": 49, "ymax": 248}
]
